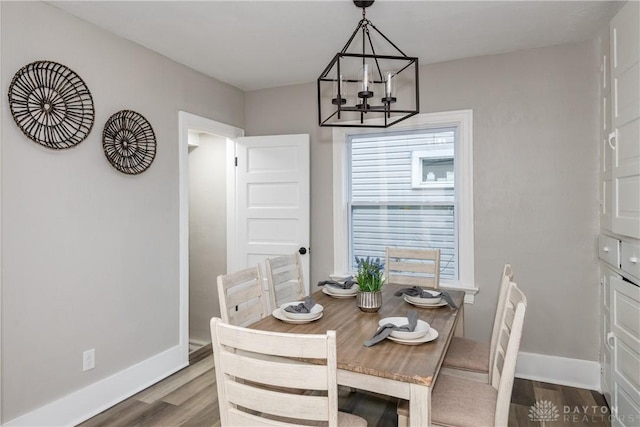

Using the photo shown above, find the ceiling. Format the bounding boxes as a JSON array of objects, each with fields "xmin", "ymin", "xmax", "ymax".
[{"xmin": 48, "ymin": 1, "xmax": 623, "ymax": 92}]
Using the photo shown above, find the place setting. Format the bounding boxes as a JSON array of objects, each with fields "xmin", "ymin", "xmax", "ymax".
[
  {"xmin": 317, "ymin": 276, "xmax": 358, "ymax": 298},
  {"xmin": 394, "ymin": 286, "xmax": 458, "ymax": 309},
  {"xmin": 364, "ymin": 310, "xmax": 438, "ymax": 346},
  {"xmin": 272, "ymin": 296, "xmax": 324, "ymax": 324}
]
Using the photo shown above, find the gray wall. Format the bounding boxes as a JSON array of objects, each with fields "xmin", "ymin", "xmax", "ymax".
[
  {"xmin": 245, "ymin": 40, "xmax": 600, "ymax": 361},
  {"xmin": 1, "ymin": 1, "xmax": 243, "ymax": 422},
  {"xmin": 188, "ymin": 133, "xmax": 226, "ymax": 344}
]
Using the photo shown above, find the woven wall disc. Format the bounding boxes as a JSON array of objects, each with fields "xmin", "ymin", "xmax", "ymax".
[
  {"xmin": 102, "ymin": 110, "xmax": 156, "ymax": 175},
  {"xmin": 8, "ymin": 60, "xmax": 95, "ymax": 149}
]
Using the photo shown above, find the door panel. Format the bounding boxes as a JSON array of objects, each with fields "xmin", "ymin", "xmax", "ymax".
[{"xmin": 610, "ymin": 276, "xmax": 640, "ymax": 426}]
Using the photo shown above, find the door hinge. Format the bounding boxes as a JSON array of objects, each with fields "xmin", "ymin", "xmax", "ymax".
[{"xmin": 235, "ymin": 156, "xmax": 238, "ymax": 167}]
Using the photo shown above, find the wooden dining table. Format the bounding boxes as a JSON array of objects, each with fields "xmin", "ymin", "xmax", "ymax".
[{"xmin": 249, "ymin": 284, "xmax": 465, "ymax": 426}]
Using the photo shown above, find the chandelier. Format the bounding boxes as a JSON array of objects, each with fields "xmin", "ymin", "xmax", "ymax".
[{"xmin": 317, "ymin": 0, "xmax": 419, "ymax": 128}]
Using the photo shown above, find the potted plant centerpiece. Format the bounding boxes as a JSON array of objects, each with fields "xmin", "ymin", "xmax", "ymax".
[{"xmin": 354, "ymin": 256, "xmax": 385, "ymax": 312}]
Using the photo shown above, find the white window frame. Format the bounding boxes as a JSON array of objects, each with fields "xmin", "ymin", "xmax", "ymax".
[
  {"xmin": 411, "ymin": 145, "xmax": 455, "ymax": 189},
  {"xmin": 332, "ymin": 110, "xmax": 478, "ymax": 302}
]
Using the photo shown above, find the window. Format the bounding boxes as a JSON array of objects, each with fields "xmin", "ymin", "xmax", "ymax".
[
  {"xmin": 332, "ymin": 111, "xmax": 476, "ymax": 296},
  {"xmin": 411, "ymin": 145, "xmax": 454, "ymax": 189}
]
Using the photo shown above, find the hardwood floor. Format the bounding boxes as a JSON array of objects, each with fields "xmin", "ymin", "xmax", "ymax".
[{"xmin": 80, "ymin": 346, "xmax": 610, "ymax": 427}]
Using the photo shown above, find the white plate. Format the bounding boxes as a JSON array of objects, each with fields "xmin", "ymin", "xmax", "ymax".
[
  {"xmin": 387, "ymin": 328, "xmax": 439, "ymax": 345},
  {"xmin": 324, "ymin": 284, "xmax": 358, "ymax": 295},
  {"xmin": 272, "ymin": 308, "xmax": 323, "ymax": 324},
  {"xmin": 378, "ymin": 317, "xmax": 430, "ymax": 340},
  {"xmin": 279, "ymin": 301, "xmax": 324, "ymax": 320},
  {"xmin": 322, "ymin": 287, "xmax": 356, "ymax": 298},
  {"xmin": 404, "ymin": 295, "xmax": 448, "ymax": 308},
  {"xmin": 405, "ymin": 290, "xmax": 442, "ymax": 305}
]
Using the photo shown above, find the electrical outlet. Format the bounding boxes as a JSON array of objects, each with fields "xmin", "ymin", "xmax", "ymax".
[{"xmin": 83, "ymin": 349, "xmax": 95, "ymax": 371}]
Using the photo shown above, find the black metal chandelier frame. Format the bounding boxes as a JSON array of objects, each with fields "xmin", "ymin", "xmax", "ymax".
[{"xmin": 317, "ymin": 0, "xmax": 419, "ymax": 128}]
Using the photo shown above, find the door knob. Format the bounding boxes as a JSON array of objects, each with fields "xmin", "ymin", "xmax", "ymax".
[{"xmin": 299, "ymin": 247, "xmax": 308, "ymax": 255}]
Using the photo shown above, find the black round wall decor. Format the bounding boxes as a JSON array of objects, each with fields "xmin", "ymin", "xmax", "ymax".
[
  {"xmin": 102, "ymin": 110, "xmax": 156, "ymax": 175},
  {"xmin": 7, "ymin": 60, "xmax": 95, "ymax": 149}
]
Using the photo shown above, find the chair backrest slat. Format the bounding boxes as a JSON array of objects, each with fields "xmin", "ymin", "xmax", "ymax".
[
  {"xmin": 225, "ymin": 380, "xmax": 330, "ymax": 421},
  {"xmin": 220, "ymin": 351, "xmax": 329, "ymax": 389}
]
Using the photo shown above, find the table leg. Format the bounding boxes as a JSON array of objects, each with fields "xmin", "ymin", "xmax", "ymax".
[
  {"xmin": 409, "ymin": 383, "xmax": 431, "ymax": 426},
  {"xmin": 454, "ymin": 302, "xmax": 465, "ymax": 337}
]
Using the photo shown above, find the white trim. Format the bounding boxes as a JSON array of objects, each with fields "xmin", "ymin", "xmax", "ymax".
[
  {"xmin": 3, "ymin": 345, "xmax": 186, "ymax": 427},
  {"xmin": 332, "ymin": 110, "xmax": 475, "ymax": 290},
  {"xmin": 515, "ymin": 351, "xmax": 601, "ymax": 391},
  {"xmin": 177, "ymin": 111, "xmax": 244, "ymax": 365},
  {"xmin": 225, "ymin": 137, "xmax": 238, "ymax": 272},
  {"xmin": 0, "ymin": 2, "xmax": 3, "ymax": 419}
]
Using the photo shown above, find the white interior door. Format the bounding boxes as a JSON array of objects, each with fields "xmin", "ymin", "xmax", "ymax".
[{"xmin": 234, "ymin": 134, "xmax": 310, "ymax": 293}]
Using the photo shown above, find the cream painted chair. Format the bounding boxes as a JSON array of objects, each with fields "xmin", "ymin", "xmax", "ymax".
[
  {"xmin": 210, "ymin": 317, "xmax": 367, "ymax": 427},
  {"xmin": 217, "ymin": 265, "xmax": 269, "ymax": 327},
  {"xmin": 265, "ymin": 253, "xmax": 306, "ymax": 311},
  {"xmin": 440, "ymin": 264, "xmax": 514, "ymax": 382},
  {"xmin": 385, "ymin": 247, "xmax": 441, "ymax": 288},
  {"xmin": 398, "ymin": 281, "xmax": 527, "ymax": 427}
]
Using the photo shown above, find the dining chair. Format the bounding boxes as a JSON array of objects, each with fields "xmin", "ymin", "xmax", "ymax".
[
  {"xmin": 398, "ymin": 281, "xmax": 527, "ymax": 427},
  {"xmin": 440, "ymin": 264, "xmax": 514, "ymax": 382},
  {"xmin": 265, "ymin": 252, "xmax": 306, "ymax": 311},
  {"xmin": 217, "ymin": 265, "xmax": 269, "ymax": 327},
  {"xmin": 210, "ymin": 317, "xmax": 367, "ymax": 427},
  {"xmin": 385, "ymin": 247, "xmax": 441, "ymax": 288}
]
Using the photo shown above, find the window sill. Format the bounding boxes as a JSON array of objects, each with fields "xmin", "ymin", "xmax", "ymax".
[{"xmin": 439, "ymin": 282, "xmax": 479, "ymax": 304}]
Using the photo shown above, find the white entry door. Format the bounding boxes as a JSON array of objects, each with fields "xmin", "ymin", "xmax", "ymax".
[{"xmin": 234, "ymin": 134, "xmax": 310, "ymax": 293}]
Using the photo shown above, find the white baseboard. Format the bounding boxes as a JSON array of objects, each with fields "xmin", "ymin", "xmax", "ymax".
[
  {"xmin": 516, "ymin": 351, "xmax": 601, "ymax": 391},
  {"xmin": 188, "ymin": 338, "xmax": 210, "ymax": 347},
  {"xmin": 4, "ymin": 344, "xmax": 187, "ymax": 427}
]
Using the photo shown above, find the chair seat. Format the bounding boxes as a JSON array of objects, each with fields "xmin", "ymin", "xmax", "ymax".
[
  {"xmin": 442, "ymin": 336, "xmax": 490, "ymax": 373},
  {"xmin": 432, "ymin": 374, "xmax": 497, "ymax": 426},
  {"xmin": 397, "ymin": 374, "xmax": 497, "ymax": 427},
  {"xmin": 337, "ymin": 412, "xmax": 368, "ymax": 427}
]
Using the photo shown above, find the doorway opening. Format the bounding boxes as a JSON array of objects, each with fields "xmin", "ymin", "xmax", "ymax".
[
  {"xmin": 187, "ymin": 131, "xmax": 226, "ymax": 352},
  {"xmin": 178, "ymin": 111, "xmax": 244, "ymax": 362}
]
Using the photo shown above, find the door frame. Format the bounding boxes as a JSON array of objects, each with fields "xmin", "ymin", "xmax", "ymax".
[{"xmin": 178, "ymin": 111, "xmax": 244, "ymax": 362}]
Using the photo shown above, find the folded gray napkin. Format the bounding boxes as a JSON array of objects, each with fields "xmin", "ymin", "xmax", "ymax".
[
  {"xmin": 364, "ymin": 310, "xmax": 418, "ymax": 347},
  {"xmin": 317, "ymin": 277, "xmax": 357, "ymax": 289},
  {"xmin": 394, "ymin": 286, "xmax": 458, "ymax": 309},
  {"xmin": 284, "ymin": 296, "xmax": 317, "ymax": 313}
]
